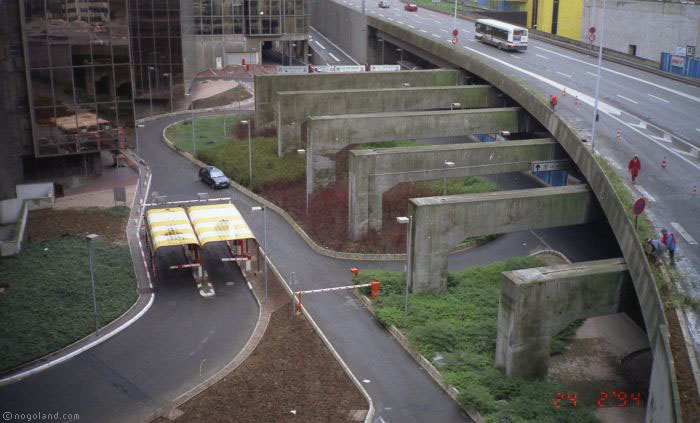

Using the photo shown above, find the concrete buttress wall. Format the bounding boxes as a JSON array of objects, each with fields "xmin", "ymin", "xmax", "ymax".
[
  {"xmin": 494, "ymin": 258, "xmax": 629, "ymax": 379},
  {"xmin": 347, "ymin": 139, "xmax": 563, "ymax": 239},
  {"xmin": 277, "ymin": 85, "xmax": 509, "ymax": 154},
  {"xmin": 408, "ymin": 185, "xmax": 603, "ymax": 293},
  {"xmin": 307, "ymin": 107, "xmax": 522, "ymax": 190},
  {"xmin": 254, "ymin": 69, "xmax": 463, "ymax": 129}
]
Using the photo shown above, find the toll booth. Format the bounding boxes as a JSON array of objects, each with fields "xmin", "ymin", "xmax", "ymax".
[{"xmin": 187, "ymin": 203, "xmax": 256, "ymax": 268}]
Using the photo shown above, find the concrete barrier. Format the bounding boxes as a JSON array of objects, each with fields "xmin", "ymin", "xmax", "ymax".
[
  {"xmin": 254, "ymin": 69, "xmax": 464, "ymax": 128},
  {"xmin": 307, "ymin": 107, "xmax": 522, "ymax": 189},
  {"xmin": 277, "ymin": 85, "xmax": 508, "ymax": 153},
  {"xmin": 347, "ymin": 138, "xmax": 562, "ymax": 239},
  {"xmin": 365, "ymin": 16, "xmax": 680, "ymax": 422}
]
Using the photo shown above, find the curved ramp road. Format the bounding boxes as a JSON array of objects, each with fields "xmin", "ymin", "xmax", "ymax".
[{"xmin": 335, "ymin": 0, "xmax": 700, "ymax": 356}]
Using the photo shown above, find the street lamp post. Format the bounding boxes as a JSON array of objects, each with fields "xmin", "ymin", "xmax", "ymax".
[
  {"xmin": 147, "ymin": 66, "xmax": 154, "ymax": 115},
  {"xmin": 135, "ymin": 123, "xmax": 145, "ymax": 157},
  {"xmin": 297, "ymin": 149, "xmax": 308, "ymax": 217},
  {"xmin": 85, "ymin": 234, "xmax": 100, "ymax": 335},
  {"xmin": 396, "ymin": 216, "xmax": 412, "ymax": 326},
  {"xmin": 443, "ymin": 161, "xmax": 455, "ymax": 195},
  {"xmin": 591, "ymin": 0, "xmax": 607, "ymax": 153},
  {"xmin": 185, "ymin": 92, "xmax": 196, "ymax": 154},
  {"xmin": 252, "ymin": 206, "xmax": 268, "ymax": 303},
  {"xmin": 163, "ymin": 72, "xmax": 173, "ymax": 113},
  {"xmin": 241, "ymin": 120, "xmax": 252, "ymax": 186}
]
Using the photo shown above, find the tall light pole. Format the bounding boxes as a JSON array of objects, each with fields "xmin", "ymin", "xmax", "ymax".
[
  {"xmin": 443, "ymin": 161, "xmax": 455, "ymax": 195},
  {"xmin": 252, "ymin": 206, "xmax": 268, "ymax": 303},
  {"xmin": 185, "ymin": 92, "xmax": 196, "ymax": 154},
  {"xmin": 297, "ymin": 149, "xmax": 308, "ymax": 217},
  {"xmin": 453, "ymin": 0, "xmax": 458, "ymax": 34},
  {"xmin": 241, "ymin": 120, "xmax": 252, "ymax": 186},
  {"xmin": 147, "ymin": 66, "xmax": 154, "ymax": 115},
  {"xmin": 85, "ymin": 234, "xmax": 100, "ymax": 335},
  {"xmin": 163, "ymin": 72, "xmax": 173, "ymax": 113},
  {"xmin": 135, "ymin": 123, "xmax": 145, "ymax": 157},
  {"xmin": 396, "ymin": 216, "xmax": 412, "ymax": 326},
  {"xmin": 590, "ymin": 0, "xmax": 606, "ymax": 153}
]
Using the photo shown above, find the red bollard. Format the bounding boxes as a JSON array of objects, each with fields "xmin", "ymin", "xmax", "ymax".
[
  {"xmin": 370, "ymin": 281, "xmax": 381, "ymax": 300},
  {"xmin": 351, "ymin": 267, "xmax": 359, "ymax": 277}
]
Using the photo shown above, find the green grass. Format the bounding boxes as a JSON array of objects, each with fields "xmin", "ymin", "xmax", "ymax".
[
  {"xmin": 197, "ymin": 137, "xmax": 305, "ymax": 193},
  {"xmin": 0, "ymin": 235, "xmax": 138, "ymax": 371},
  {"xmin": 165, "ymin": 114, "xmax": 248, "ymax": 155},
  {"xmin": 354, "ymin": 257, "xmax": 598, "ymax": 422}
]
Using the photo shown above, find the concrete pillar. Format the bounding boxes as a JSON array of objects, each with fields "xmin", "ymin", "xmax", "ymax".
[
  {"xmin": 347, "ymin": 139, "xmax": 561, "ymax": 240},
  {"xmin": 494, "ymin": 258, "xmax": 629, "ymax": 379},
  {"xmin": 408, "ymin": 185, "xmax": 603, "ymax": 293}
]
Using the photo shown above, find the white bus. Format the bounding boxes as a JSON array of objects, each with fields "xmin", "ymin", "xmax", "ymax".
[{"xmin": 474, "ymin": 19, "xmax": 528, "ymax": 51}]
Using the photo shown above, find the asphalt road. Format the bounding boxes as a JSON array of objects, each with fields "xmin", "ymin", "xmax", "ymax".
[
  {"xmin": 309, "ymin": 26, "xmax": 361, "ymax": 65},
  {"xmin": 0, "ymin": 114, "xmax": 259, "ymax": 423},
  {"xmin": 330, "ymin": 0, "xmax": 700, "ymax": 361}
]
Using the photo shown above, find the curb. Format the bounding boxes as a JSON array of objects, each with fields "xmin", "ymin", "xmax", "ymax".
[
  {"xmin": 161, "ymin": 120, "xmax": 492, "ymax": 262},
  {"xmin": 352, "ymin": 289, "xmax": 481, "ymax": 423},
  {"xmin": 0, "ymin": 153, "xmax": 155, "ymax": 386},
  {"xmin": 137, "ymin": 98, "xmax": 255, "ymax": 124}
]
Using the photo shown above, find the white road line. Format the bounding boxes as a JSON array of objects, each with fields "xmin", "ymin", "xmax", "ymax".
[
  {"xmin": 671, "ymin": 222, "xmax": 698, "ymax": 245},
  {"xmin": 329, "ymin": 52, "xmax": 340, "ymax": 62},
  {"xmin": 408, "ymin": 24, "xmax": 415, "ymax": 28},
  {"xmin": 509, "ymin": 54, "xmax": 521, "ymax": 59},
  {"xmin": 534, "ymin": 45, "xmax": 700, "ymax": 103},
  {"xmin": 314, "ymin": 40, "xmax": 326, "ymax": 50},
  {"xmin": 636, "ymin": 186, "xmax": 656, "ymax": 202},
  {"xmin": 617, "ymin": 94, "xmax": 639, "ymax": 104},
  {"xmin": 397, "ymin": 21, "xmax": 404, "ymax": 24},
  {"xmin": 387, "ymin": 17, "xmax": 394, "ymax": 21},
  {"xmin": 536, "ymin": 54, "xmax": 549, "ymax": 60},
  {"xmin": 434, "ymin": 20, "xmax": 441, "ymax": 23},
  {"xmin": 697, "ymin": 128, "xmax": 700, "ymax": 132},
  {"xmin": 440, "ymin": 29, "xmax": 448, "ymax": 33},
  {"xmin": 432, "ymin": 33, "xmax": 440, "ymax": 38},
  {"xmin": 586, "ymin": 71, "xmax": 598, "ymax": 77},
  {"xmin": 648, "ymin": 93, "xmax": 669, "ymax": 103},
  {"xmin": 556, "ymin": 71, "xmax": 572, "ymax": 78},
  {"xmin": 420, "ymin": 29, "xmax": 427, "ymax": 33}
]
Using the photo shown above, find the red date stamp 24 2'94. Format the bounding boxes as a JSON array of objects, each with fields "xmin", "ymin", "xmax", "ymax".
[{"xmin": 552, "ymin": 392, "xmax": 643, "ymax": 409}]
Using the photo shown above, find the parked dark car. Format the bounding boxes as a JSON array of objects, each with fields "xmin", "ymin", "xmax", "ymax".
[
  {"xmin": 404, "ymin": 3, "xmax": 417, "ymax": 11},
  {"xmin": 199, "ymin": 166, "xmax": 230, "ymax": 189}
]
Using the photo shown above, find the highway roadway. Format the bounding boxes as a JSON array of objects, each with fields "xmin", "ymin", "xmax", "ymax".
[{"xmin": 330, "ymin": 0, "xmax": 700, "ymax": 359}]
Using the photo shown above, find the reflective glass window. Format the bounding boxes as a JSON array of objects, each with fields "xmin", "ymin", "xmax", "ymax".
[
  {"xmin": 113, "ymin": 65, "xmax": 132, "ymax": 101},
  {"xmin": 52, "ymin": 68, "xmax": 75, "ymax": 107},
  {"xmin": 30, "ymin": 70, "xmax": 53, "ymax": 107},
  {"xmin": 93, "ymin": 66, "xmax": 115, "ymax": 102},
  {"xmin": 73, "ymin": 67, "xmax": 96, "ymax": 104}
]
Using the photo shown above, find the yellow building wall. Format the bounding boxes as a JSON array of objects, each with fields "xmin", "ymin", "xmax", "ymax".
[{"xmin": 524, "ymin": 0, "xmax": 583, "ymax": 41}]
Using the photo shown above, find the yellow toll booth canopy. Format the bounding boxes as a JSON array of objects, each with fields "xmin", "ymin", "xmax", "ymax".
[
  {"xmin": 145, "ymin": 207, "xmax": 199, "ymax": 250},
  {"xmin": 187, "ymin": 203, "xmax": 255, "ymax": 246}
]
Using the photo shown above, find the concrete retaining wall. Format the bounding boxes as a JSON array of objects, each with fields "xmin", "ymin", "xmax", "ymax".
[
  {"xmin": 277, "ymin": 85, "xmax": 508, "ymax": 154},
  {"xmin": 254, "ymin": 69, "xmax": 464, "ymax": 129},
  {"xmin": 347, "ymin": 138, "xmax": 562, "ymax": 239},
  {"xmin": 310, "ymin": 0, "xmax": 369, "ymax": 64},
  {"xmin": 494, "ymin": 258, "xmax": 629, "ymax": 379},
  {"xmin": 408, "ymin": 185, "xmax": 602, "ymax": 293},
  {"xmin": 366, "ymin": 16, "xmax": 679, "ymax": 421},
  {"xmin": 307, "ymin": 107, "xmax": 522, "ymax": 189}
]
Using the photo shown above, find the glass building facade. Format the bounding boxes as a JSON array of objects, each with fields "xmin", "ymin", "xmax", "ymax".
[
  {"xmin": 185, "ymin": 0, "xmax": 307, "ymax": 36},
  {"xmin": 129, "ymin": 0, "xmax": 184, "ymax": 117},
  {"xmin": 21, "ymin": 0, "xmax": 136, "ymax": 157}
]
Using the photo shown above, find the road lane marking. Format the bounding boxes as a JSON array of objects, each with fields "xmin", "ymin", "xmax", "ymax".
[
  {"xmin": 636, "ymin": 186, "xmax": 656, "ymax": 202},
  {"xmin": 441, "ymin": 29, "xmax": 448, "ymax": 33},
  {"xmin": 536, "ymin": 54, "xmax": 549, "ymax": 59},
  {"xmin": 408, "ymin": 24, "xmax": 415, "ymax": 28},
  {"xmin": 387, "ymin": 17, "xmax": 394, "ymax": 21},
  {"xmin": 314, "ymin": 40, "xmax": 326, "ymax": 50},
  {"xmin": 671, "ymin": 222, "xmax": 697, "ymax": 245},
  {"xmin": 397, "ymin": 21, "xmax": 404, "ymax": 24},
  {"xmin": 432, "ymin": 33, "xmax": 440, "ymax": 38},
  {"xmin": 534, "ymin": 45, "xmax": 700, "ymax": 103},
  {"xmin": 329, "ymin": 52, "xmax": 340, "ymax": 62},
  {"xmin": 434, "ymin": 20, "xmax": 441, "ymax": 23},
  {"xmin": 617, "ymin": 94, "xmax": 639, "ymax": 104},
  {"xmin": 509, "ymin": 54, "xmax": 521, "ymax": 59},
  {"xmin": 556, "ymin": 71, "xmax": 572, "ymax": 78},
  {"xmin": 586, "ymin": 71, "xmax": 598, "ymax": 77},
  {"xmin": 648, "ymin": 93, "xmax": 669, "ymax": 103},
  {"xmin": 420, "ymin": 29, "xmax": 427, "ymax": 33}
]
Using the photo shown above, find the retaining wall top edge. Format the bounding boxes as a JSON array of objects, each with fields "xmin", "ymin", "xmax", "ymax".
[
  {"xmin": 276, "ymin": 85, "xmax": 492, "ymax": 96},
  {"xmin": 308, "ymin": 106, "xmax": 521, "ymax": 120},
  {"xmin": 349, "ymin": 138, "xmax": 556, "ymax": 156},
  {"xmin": 410, "ymin": 184, "xmax": 590, "ymax": 206}
]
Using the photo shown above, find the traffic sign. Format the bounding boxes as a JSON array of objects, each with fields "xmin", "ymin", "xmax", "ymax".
[
  {"xmin": 452, "ymin": 28, "xmax": 459, "ymax": 37},
  {"xmin": 451, "ymin": 36, "xmax": 458, "ymax": 45},
  {"xmin": 589, "ymin": 27, "xmax": 596, "ymax": 34},
  {"xmin": 632, "ymin": 197, "xmax": 646, "ymax": 216},
  {"xmin": 530, "ymin": 160, "xmax": 572, "ymax": 172},
  {"xmin": 588, "ymin": 34, "xmax": 596, "ymax": 42}
]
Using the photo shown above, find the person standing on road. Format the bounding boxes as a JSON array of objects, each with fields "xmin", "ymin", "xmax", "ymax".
[
  {"xmin": 668, "ymin": 233, "xmax": 677, "ymax": 265},
  {"xmin": 661, "ymin": 228, "xmax": 669, "ymax": 248},
  {"xmin": 628, "ymin": 155, "xmax": 641, "ymax": 183},
  {"xmin": 647, "ymin": 239, "xmax": 664, "ymax": 264},
  {"xmin": 550, "ymin": 95, "xmax": 558, "ymax": 111}
]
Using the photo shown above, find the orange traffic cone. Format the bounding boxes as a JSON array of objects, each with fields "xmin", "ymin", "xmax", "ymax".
[{"xmin": 661, "ymin": 156, "xmax": 668, "ymax": 169}]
